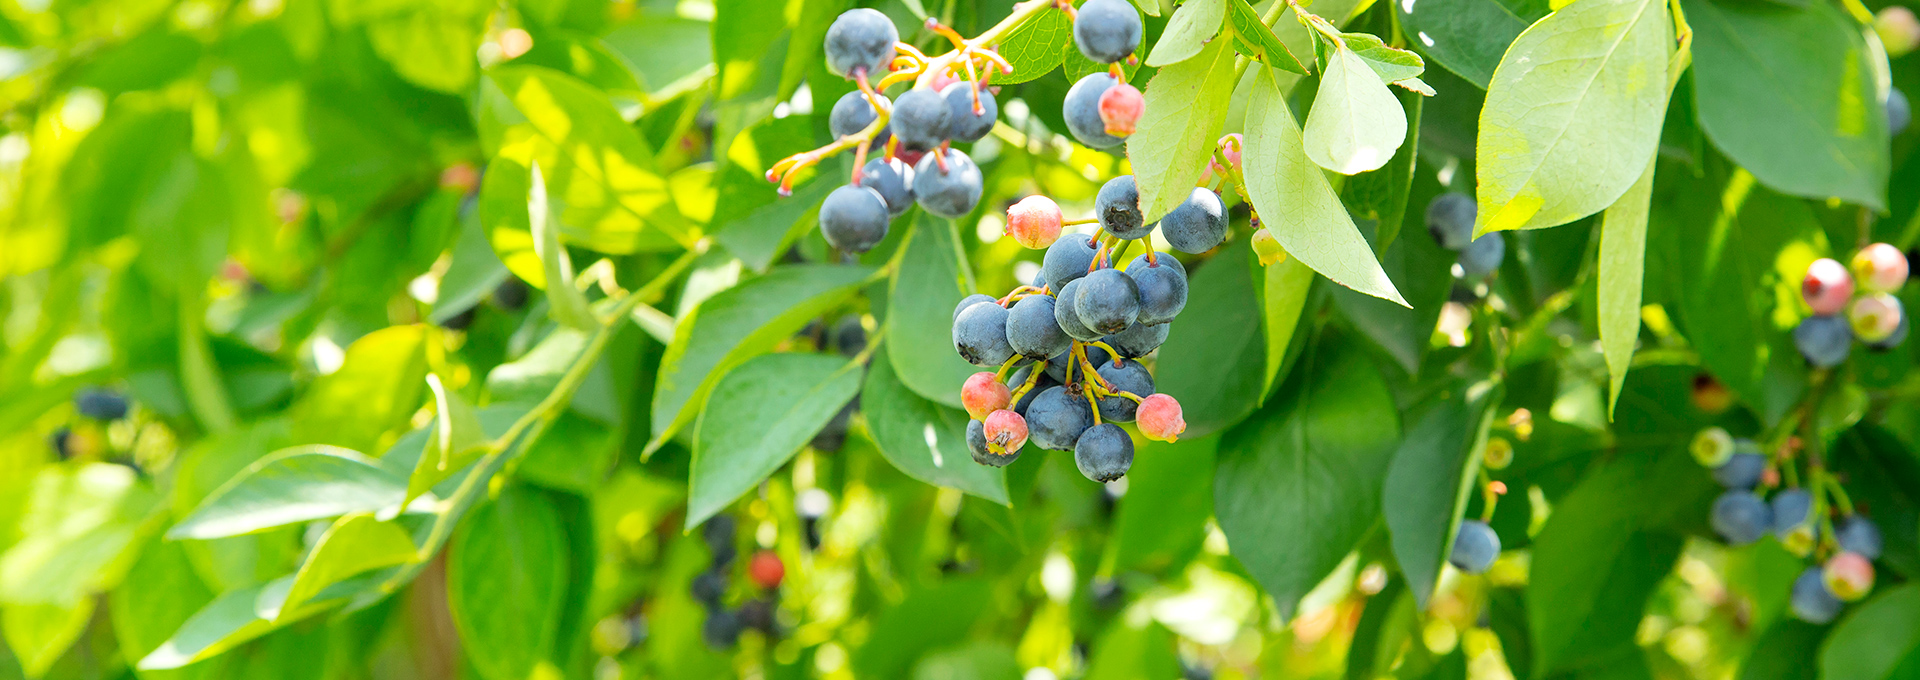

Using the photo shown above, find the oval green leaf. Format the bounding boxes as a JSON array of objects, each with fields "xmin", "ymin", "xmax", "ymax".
[
  {"xmin": 688, "ymin": 353, "xmax": 864, "ymax": 529},
  {"xmin": 1156, "ymin": 244, "xmax": 1269, "ymax": 439},
  {"xmin": 887, "ymin": 213, "xmax": 980, "ymax": 409},
  {"xmin": 1145, "ymin": 0, "xmax": 1225, "ymax": 67},
  {"xmin": 448, "ymin": 486, "xmax": 569, "ymax": 680},
  {"xmin": 1127, "ymin": 36, "xmax": 1238, "ymax": 223},
  {"xmin": 169, "ymin": 447, "xmax": 406, "ymax": 540},
  {"xmin": 1304, "ymin": 47, "xmax": 1409, "ymax": 175},
  {"xmin": 861, "ymin": 358, "xmax": 1009, "ymax": 505}
]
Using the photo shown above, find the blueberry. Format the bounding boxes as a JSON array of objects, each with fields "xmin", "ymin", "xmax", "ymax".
[
  {"xmin": 891, "ymin": 87, "xmax": 952, "ymax": 152},
  {"xmin": 1008, "ymin": 365, "xmax": 1059, "ymax": 416},
  {"xmin": 493, "ymin": 277, "xmax": 530, "ymax": 310},
  {"xmin": 737, "ymin": 598, "xmax": 777, "ymax": 634},
  {"xmin": 1095, "ymin": 175, "xmax": 1148, "ymax": 239},
  {"xmin": 1046, "ymin": 344, "xmax": 1109, "ymax": 382},
  {"xmin": 703, "ymin": 608, "xmax": 743, "ymax": 648},
  {"xmin": 860, "ymin": 158, "xmax": 914, "ymax": 216},
  {"xmin": 1104, "ymin": 320, "xmax": 1169, "ymax": 358},
  {"xmin": 1459, "ymin": 233, "xmax": 1505, "ymax": 279},
  {"xmin": 1425, "ymin": 193, "xmax": 1476, "ymax": 250},
  {"xmin": 942, "ymin": 82, "xmax": 997, "ymax": 144},
  {"xmin": 1890, "ymin": 88, "xmax": 1911, "ymax": 137},
  {"xmin": 966, "ymin": 419, "xmax": 1002, "ymax": 466},
  {"xmin": 1790, "ymin": 566, "xmax": 1843, "ymax": 624},
  {"xmin": 1710, "ymin": 491, "xmax": 1772, "ymax": 545},
  {"xmin": 1835, "ymin": 516, "xmax": 1884, "ymax": 560},
  {"xmin": 1773, "ymin": 488, "xmax": 1818, "ymax": 551},
  {"xmin": 1007, "ymin": 294, "xmax": 1072, "ymax": 360},
  {"xmin": 439, "ymin": 306, "xmax": 476, "ymax": 331},
  {"xmin": 1126, "ymin": 253, "xmax": 1187, "ymax": 324},
  {"xmin": 824, "ymin": 8, "xmax": 899, "ymax": 80},
  {"xmin": 703, "ymin": 515, "xmax": 736, "ymax": 548},
  {"xmin": 1094, "ymin": 359, "xmax": 1154, "ymax": 422},
  {"xmin": 953, "ymin": 300, "xmax": 1015, "ymax": 366},
  {"xmin": 49, "ymin": 428, "xmax": 72, "ymax": 460},
  {"xmin": 74, "ymin": 389, "xmax": 130, "ymax": 421},
  {"xmin": 1052, "ymin": 279, "xmax": 1108, "ymax": 342},
  {"xmin": 912, "ymin": 149, "xmax": 983, "ymax": 218},
  {"xmin": 955, "ymin": 294, "xmax": 998, "ymax": 321},
  {"xmin": 1074, "ymin": 268, "xmax": 1142, "ymax": 334},
  {"xmin": 1026, "ymin": 386, "xmax": 1094, "ymax": 450},
  {"xmin": 1064, "ymin": 73, "xmax": 1125, "ymax": 149},
  {"xmin": 819, "ymin": 185, "xmax": 891, "ymax": 253},
  {"xmin": 692, "ymin": 570, "xmax": 727, "ymax": 606},
  {"xmin": 1073, "ymin": 423, "xmax": 1134, "ymax": 482},
  {"xmin": 1159, "ymin": 188, "xmax": 1227, "ymax": 254},
  {"xmin": 1448, "ymin": 520, "xmax": 1501, "ymax": 574},
  {"xmin": 1795, "ymin": 315, "xmax": 1853, "ymax": 367},
  {"xmin": 1072, "ymin": 0, "xmax": 1142, "ymax": 64},
  {"xmin": 1041, "ymin": 232, "xmax": 1099, "ymax": 291},
  {"xmin": 830, "ymin": 91, "xmax": 891, "ymax": 147},
  {"xmin": 1712, "ymin": 453, "xmax": 1766, "ymax": 490},
  {"xmin": 832, "ymin": 316, "xmax": 867, "ymax": 357}
]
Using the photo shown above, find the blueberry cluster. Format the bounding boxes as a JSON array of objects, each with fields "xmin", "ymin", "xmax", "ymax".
[
  {"xmin": 690, "ymin": 516, "xmax": 785, "ymax": 648},
  {"xmin": 1425, "ymin": 192, "xmax": 1505, "ymax": 279},
  {"xmin": 1063, "ymin": 0, "xmax": 1144, "ymax": 148},
  {"xmin": 1693, "ymin": 427, "xmax": 1884, "ymax": 624},
  {"xmin": 1794, "ymin": 243, "xmax": 1910, "ymax": 367}
]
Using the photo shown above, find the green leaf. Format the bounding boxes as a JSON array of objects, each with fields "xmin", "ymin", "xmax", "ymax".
[
  {"xmin": 110, "ymin": 538, "xmax": 224, "ymax": 680},
  {"xmin": 1474, "ymin": 0, "xmax": 1671, "ymax": 233},
  {"xmin": 1382, "ymin": 383, "xmax": 1498, "ymax": 607},
  {"xmin": 997, "ymin": 7, "xmax": 1073, "ymax": 82},
  {"xmin": 688, "ymin": 353, "xmax": 864, "ymax": 529},
  {"xmin": 430, "ymin": 210, "xmax": 512, "ymax": 324},
  {"xmin": 1146, "ymin": 0, "xmax": 1225, "ymax": 67},
  {"xmin": 136, "ymin": 572, "xmax": 383, "ymax": 670},
  {"xmin": 0, "ymin": 463, "xmax": 157, "ymax": 606},
  {"xmin": 649, "ymin": 263, "xmax": 873, "ymax": 453},
  {"xmin": 887, "ymin": 213, "xmax": 980, "ymax": 408},
  {"xmin": 528, "ymin": 162, "xmax": 596, "ymax": 329},
  {"xmin": 289, "ymin": 325, "xmax": 431, "ymax": 452},
  {"xmin": 2, "ymin": 600, "xmax": 93, "ymax": 678},
  {"xmin": 1244, "ymin": 68, "xmax": 1408, "ymax": 305},
  {"xmin": 1102, "ymin": 435, "xmax": 1220, "ymax": 576},
  {"xmin": 1261, "ymin": 256, "xmax": 1315, "ymax": 397},
  {"xmin": 1343, "ymin": 33, "xmax": 1426, "ymax": 85},
  {"xmin": 1684, "ymin": 0, "xmax": 1888, "ymax": 210},
  {"xmin": 331, "ymin": 0, "xmax": 488, "ymax": 93},
  {"xmin": 1157, "ymin": 244, "xmax": 1268, "ymax": 439},
  {"xmin": 1819, "ymin": 585, "xmax": 1920, "ymax": 680},
  {"xmin": 861, "ymin": 358, "xmax": 1010, "ymax": 504},
  {"xmin": 1394, "ymin": 0, "xmax": 1527, "ymax": 88},
  {"xmin": 1226, "ymin": 0, "xmax": 1309, "ymax": 74},
  {"xmin": 168, "ymin": 447, "xmax": 407, "ymax": 540},
  {"xmin": 276, "ymin": 513, "xmax": 416, "ymax": 618},
  {"xmin": 1341, "ymin": 88, "xmax": 1423, "ymax": 248},
  {"xmin": 1214, "ymin": 337, "xmax": 1400, "ymax": 617},
  {"xmin": 1600, "ymin": 161, "xmax": 1653, "ymax": 416},
  {"xmin": 1739, "ymin": 619, "xmax": 1825, "ymax": 680},
  {"xmin": 1084, "ymin": 621, "xmax": 1181, "ymax": 680},
  {"xmin": 413, "ymin": 374, "xmax": 487, "ymax": 501},
  {"xmin": 1305, "ymin": 47, "xmax": 1409, "ymax": 175},
  {"xmin": 1127, "ymin": 36, "xmax": 1237, "ymax": 223},
  {"xmin": 854, "ymin": 579, "xmax": 995, "ymax": 678},
  {"xmin": 448, "ymin": 486, "xmax": 569, "ymax": 680}
]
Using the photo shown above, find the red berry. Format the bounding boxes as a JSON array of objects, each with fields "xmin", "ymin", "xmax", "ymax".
[
  {"xmin": 749, "ymin": 550, "xmax": 784, "ymax": 590},
  {"xmin": 1007, "ymin": 195, "xmax": 1064, "ymax": 249},
  {"xmin": 983, "ymin": 409, "xmax": 1028, "ymax": 454},
  {"xmin": 1851, "ymin": 243, "xmax": 1909, "ymax": 293},
  {"xmin": 439, "ymin": 163, "xmax": 480, "ymax": 193},
  {"xmin": 1823, "ymin": 551, "xmax": 1874, "ymax": 601},
  {"xmin": 1136, "ymin": 394, "xmax": 1186, "ymax": 443},
  {"xmin": 1098, "ymin": 83, "xmax": 1144, "ymax": 137},
  {"xmin": 1802, "ymin": 258, "xmax": 1855, "ymax": 315},
  {"xmin": 962, "ymin": 372, "xmax": 1012, "ymax": 420}
]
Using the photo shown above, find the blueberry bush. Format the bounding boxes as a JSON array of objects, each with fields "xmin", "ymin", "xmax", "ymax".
[{"xmin": 1, "ymin": 0, "xmax": 1918, "ymax": 678}]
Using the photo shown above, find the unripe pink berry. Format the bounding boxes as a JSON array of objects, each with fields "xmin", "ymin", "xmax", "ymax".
[
  {"xmin": 962, "ymin": 372, "xmax": 1011, "ymax": 420},
  {"xmin": 1878, "ymin": 6, "xmax": 1920, "ymax": 57},
  {"xmin": 1136, "ymin": 394, "xmax": 1186, "ymax": 443},
  {"xmin": 1802, "ymin": 258, "xmax": 1855, "ymax": 315},
  {"xmin": 1215, "ymin": 133, "xmax": 1244, "ymax": 171},
  {"xmin": 1098, "ymin": 83, "xmax": 1144, "ymax": 137},
  {"xmin": 1007, "ymin": 195, "xmax": 1064, "ymax": 249},
  {"xmin": 439, "ymin": 163, "xmax": 480, "ymax": 193},
  {"xmin": 982, "ymin": 409, "xmax": 1028, "ymax": 455},
  {"xmin": 1850, "ymin": 292, "xmax": 1904, "ymax": 343},
  {"xmin": 1823, "ymin": 551, "xmax": 1875, "ymax": 601},
  {"xmin": 1850, "ymin": 243, "xmax": 1908, "ymax": 293},
  {"xmin": 1251, "ymin": 228, "xmax": 1285, "ymax": 266}
]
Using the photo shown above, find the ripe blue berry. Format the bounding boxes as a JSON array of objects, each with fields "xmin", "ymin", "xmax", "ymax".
[
  {"xmin": 1094, "ymin": 359, "xmax": 1154, "ymax": 422},
  {"xmin": 1041, "ymin": 232, "xmax": 1099, "ymax": 291},
  {"xmin": 703, "ymin": 608, "xmax": 742, "ymax": 648},
  {"xmin": 955, "ymin": 294, "xmax": 997, "ymax": 321},
  {"xmin": 1126, "ymin": 253, "xmax": 1187, "ymax": 325},
  {"xmin": 1160, "ymin": 188, "xmax": 1227, "ymax": 254},
  {"xmin": 1075, "ymin": 268, "xmax": 1141, "ymax": 334},
  {"xmin": 819, "ymin": 185, "xmax": 891, "ymax": 253},
  {"xmin": 1448, "ymin": 520, "xmax": 1500, "ymax": 574},
  {"xmin": 1773, "ymin": 488, "xmax": 1817, "ymax": 551},
  {"xmin": 1026, "ymin": 386, "xmax": 1094, "ymax": 450},
  {"xmin": 860, "ymin": 158, "xmax": 914, "ymax": 216},
  {"xmin": 1426, "ymin": 193, "xmax": 1476, "ymax": 250},
  {"xmin": 1095, "ymin": 175, "xmax": 1148, "ymax": 239},
  {"xmin": 942, "ymin": 82, "xmax": 997, "ymax": 143},
  {"xmin": 1052, "ymin": 279, "xmax": 1108, "ymax": 342},
  {"xmin": 1890, "ymin": 88, "xmax": 1911, "ymax": 136},
  {"xmin": 1835, "ymin": 516, "xmax": 1884, "ymax": 560},
  {"xmin": 1459, "ymin": 233, "xmax": 1505, "ymax": 278},
  {"xmin": 1064, "ymin": 73, "xmax": 1125, "ymax": 149},
  {"xmin": 1072, "ymin": 0, "xmax": 1142, "ymax": 64},
  {"xmin": 1104, "ymin": 319, "xmax": 1169, "ymax": 358},
  {"xmin": 1074, "ymin": 423, "xmax": 1134, "ymax": 482},
  {"xmin": 1007, "ymin": 294, "xmax": 1072, "ymax": 360},
  {"xmin": 824, "ymin": 9, "xmax": 899, "ymax": 80},
  {"xmin": 1712, "ymin": 452, "xmax": 1766, "ymax": 490},
  {"xmin": 830, "ymin": 91, "xmax": 891, "ymax": 147},
  {"xmin": 953, "ymin": 300, "xmax": 1015, "ymax": 366},
  {"xmin": 891, "ymin": 87, "xmax": 952, "ymax": 152},
  {"xmin": 1710, "ymin": 491, "xmax": 1772, "ymax": 545},
  {"xmin": 691, "ymin": 571, "xmax": 726, "ymax": 605},
  {"xmin": 1790, "ymin": 566, "xmax": 1843, "ymax": 624},
  {"xmin": 1795, "ymin": 315, "xmax": 1853, "ymax": 367},
  {"xmin": 912, "ymin": 149, "xmax": 983, "ymax": 218},
  {"xmin": 74, "ymin": 389, "xmax": 130, "ymax": 421}
]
